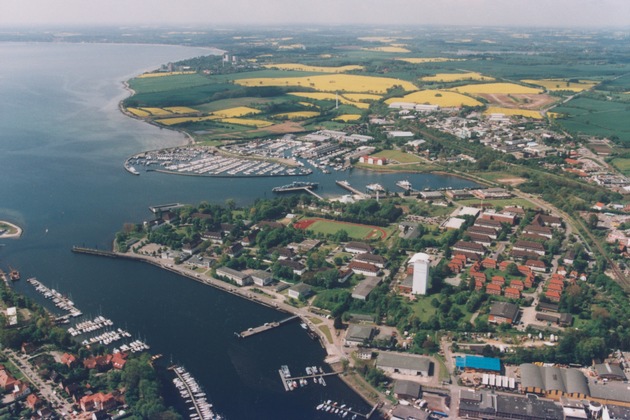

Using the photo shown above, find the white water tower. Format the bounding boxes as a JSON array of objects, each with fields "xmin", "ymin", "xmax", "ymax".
[{"xmin": 409, "ymin": 252, "xmax": 430, "ymax": 295}]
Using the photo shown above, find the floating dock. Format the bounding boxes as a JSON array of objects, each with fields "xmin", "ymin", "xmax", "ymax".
[{"xmin": 237, "ymin": 315, "xmax": 300, "ymax": 338}]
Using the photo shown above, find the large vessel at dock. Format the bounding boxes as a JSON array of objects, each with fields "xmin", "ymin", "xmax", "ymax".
[
  {"xmin": 396, "ymin": 180, "xmax": 412, "ymax": 190},
  {"xmin": 365, "ymin": 183, "xmax": 385, "ymax": 192}
]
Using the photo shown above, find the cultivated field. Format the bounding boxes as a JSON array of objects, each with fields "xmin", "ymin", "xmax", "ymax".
[
  {"xmin": 126, "ymin": 108, "xmax": 151, "ymax": 117},
  {"xmin": 521, "ymin": 79, "xmax": 599, "ymax": 92},
  {"xmin": 288, "ymin": 92, "xmax": 370, "ymax": 109},
  {"xmin": 263, "ymin": 63, "xmax": 364, "ymax": 73},
  {"xmin": 234, "ymin": 74, "xmax": 418, "ymax": 93},
  {"xmin": 333, "ymin": 114, "xmax": 362, "ymax": 122},
  {"xmin": 273, "ymin": 111, "xmax": 320, "ymax": 119},
  {"xmin": 386, "ymin": 89, "xmax": 482, "ymax": 107},
  {"xmin": 611, "ymin": 158, "xmax": 630, "ymax": 176},
  {"xmin": 155, "ymin": 116, "xmax": 219, "ymax": 126},
  {"xmin": 479, "ymin": 93, "xmax": 557, "ymax": 110},
  {"xmin": 213, "ymin": 106, "xmax": 261, "ymax": 118},
  {"xmin": 485, "ymin": 107, "xmax": 543, "ymax": 119},
  {"xmin": 220, "ymin": 118, "xmax": 273, "ymax": 128},
  {"xmin": 342, "ymin": 93, "xmax": 382, "ymax": 102},
  {"xmin": 421, "ymin": 72, "xmax": 494, "ymax": 82},
  {"xmin": 449, "ymin": 82, "xmax": 543, "ymax": 95}
]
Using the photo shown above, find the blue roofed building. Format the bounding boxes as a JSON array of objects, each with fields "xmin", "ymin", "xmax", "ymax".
[{"xmin": 456, "ymin": 355, "xmax": 501, "ymax": 373}]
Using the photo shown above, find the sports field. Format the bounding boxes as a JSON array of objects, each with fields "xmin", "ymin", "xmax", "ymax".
[{"xmin": 293, "ymin": 218, "xmax": 388, "ymax": 240}]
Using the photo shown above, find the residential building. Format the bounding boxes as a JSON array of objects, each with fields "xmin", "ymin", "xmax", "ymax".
[
  {"xmin": 453, "ymin": 241, "xmax": 486, "ymax": 255},
  {"xmin": 354, "ymin": 253, "xmax": 386, "ymax": 268},
  {"xmin": 513, "ymin": 240, "xmax": 546, "ymax": 256},
  {"xmin": 486, "ymin": 283, "xmax": 502, "ymax": 296},
  {"xmin": 348, "ymin": 261, "xmax": 380, "ymax": 277},
  {"xmin": 344, "ymin": 241, "xmax": 374, "ymax": 254}
]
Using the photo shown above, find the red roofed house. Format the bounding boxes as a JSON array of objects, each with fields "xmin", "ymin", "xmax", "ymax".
[
  {"xmin": 472, "ymin": 272, "xmax": 487, "ymax": 282},
  {"xmin": 475, "ymin": 279, "xmax": 485, "ymax": 291},
  {"xmin": 61, "ymin": 353, "xmax": 78, "ymax": 368},
  {"xmin": 548, "ymin": 282, "xmax": 563, "ymax": 293},
  {"xmin": 0, "ymin": 368, "xmax": 18, "ymax": 391},
  {"xmin": 517, "ymin": 265, "xmax": 532, "ymax": 276},
  {"xmin": 26, "ymin": 394, "xmax": 42, "ymax": 410},
  {"xmin": 524, "ymin": 274, "xmax": 535, "ymax": 288},
  {"xmin": 545, "ymin": 290, "xmax": 562, "ymax": 302},
  {"xmin": 482, "ymin": 258, "xmax": 497, "ymax": 269},
  {"xmin": 510, "ymin": 280, "xmax": 524, "ymax": 291},
  {"xmin": 83, "ymin": 354, "xmax": 112, "ymax": 371},
  {"xmin": 486, "ymin": 283, "xmax": 502, "ymax": 296},
  {"xmin": 504, "ymin": 287, "xmax": 521, "ymax": 299},
  {"xmin": 111, "ymin": 352, "xmax": 128, "ymax": 370},
  {"xmin": 491, "ymin": 276, "xmax": 505, "ymax": 286},
  {"xmin": 80, "ymin": 392, "xmax": 117, "ymax": 412}
]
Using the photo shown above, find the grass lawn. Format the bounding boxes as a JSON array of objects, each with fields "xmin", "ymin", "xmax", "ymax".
[
  {"xmin": 308, "ymin": 317, "xmax": 323, "ymax": 325},
  {"xmin": 434, "ymin": 354, "xmax": 451, "ymax": 382},
  {"xmin": 375, "ymin": 150, "xmax": 423, "ymax": 164},
  {"xmin": 411, "ymin": 297, "xmax": 438, "ymax": 322},
  {"xmin": 611, "ymin": 158, "xmax": 630, "ymax": 176},
  {"xmin": 319, "ymin": 325, "xmax": 334, "ymax": 344},
  {"xmin": 306, "ymin": 219, "xmax": 389, "ymax": 240},
  {"xmin": 355, "ymin": 162, "xmax": 439, "ymax": 172}
]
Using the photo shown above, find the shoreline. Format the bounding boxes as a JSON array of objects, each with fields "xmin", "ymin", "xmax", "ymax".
[
  {"xmin": 0, "ymin": 220, "xmax": 23, "ymax": 239},
  {"xmin": 73, "ymin": 246, "xmax": 382, "ymax": 412}
]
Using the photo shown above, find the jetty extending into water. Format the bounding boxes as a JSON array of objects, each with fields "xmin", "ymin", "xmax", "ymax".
[
  {"xmin": 236, "ymin": 315, "xmax": 300, "ymax": 338},
  {"xmin": 170, "ymin": 365, "xmax": 221, "ymax": 420},
  {"xmin": 335, "ymin": 180, "xmax": 368, "ymax": 198}
]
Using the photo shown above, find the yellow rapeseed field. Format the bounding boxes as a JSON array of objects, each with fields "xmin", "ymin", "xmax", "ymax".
[
  {"xmin": 362, "ymin": 46, "xmax": 411, "ymax": 53},
  {"xmin": 342, "ymin": 93, "xmax": 382, "ymax": 101},
  {"xmin": 396, "ymin": 57, "xmax": 465, "ymax": 64},
  {"xmin": 521, "ymin": 79, "xmax": 599, "ymax": 92},
  {"xmin": 136, "ymin": 71, "xmax": 196, "ymax": 78},
  {"xmin": 288, "ymin": 92, "xmax": 369, "ymax": 109},
  {"xmin": 220, "ymin": 118, "xmax": 273, "ymax": 128},
  {"xmin": 156, "ymin": 116, "xmax": 219, "ymax": 126},
  {"xmin": 385, "ymin": 90, "xmax": 482, "ymax": 107},
  {"xmin": 213, "ymin": 106, "xmax": 261, "ymax": 118},
  {"xmin": 333, "ymin": 114, "xmax": 362, "ymax": 122},
  {"xmin": 421, "ymin": 72, "xmax": 494, "ymax": 82},
  {"xmin": 273, "ymin": 111, "xmax": 320, "ymax": 120},
  {"xmin": 140, "ymin": 107, "xmax": 173, "ymax": 116},
  {"xmin": 126, "ymin": 108, "xmax": 151, "ymax": 117},
  {"xmin": 449, "ymin": 83, "xmax": 542, "ymax": 95},
  {"xmin": 235, "ymin": 74, "xmax": 417, "ymax": 94},
  {"xmin": 163, "ymin": 106, "xmax": 199, "ymax": 114},
  {"xmin": 485, "ymin": 107, "xmax": 543, "ymax": 119},
  {"xmin": 262, "ymin": 63, "xmax": 364, "ymax": 73}
]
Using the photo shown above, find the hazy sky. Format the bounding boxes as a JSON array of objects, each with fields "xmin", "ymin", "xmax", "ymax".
[{"xmin": 1, "ymin": 0, "xmax": 629, "ymax": 28}]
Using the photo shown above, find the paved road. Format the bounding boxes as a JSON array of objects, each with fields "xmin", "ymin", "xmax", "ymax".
[{"xmin": 2, "ymin": 348, "xmax": 75, "ymax": 417}]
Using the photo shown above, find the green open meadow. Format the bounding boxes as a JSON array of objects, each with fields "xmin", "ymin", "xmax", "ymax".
[
  {"xmin": 374, "ymin": 150, "xmax": 423, "ymax": 164},
  {"xmin": 553, "ymin": 96, "xmax": 630, "ymax": 142},
  {"xmin": 611, "ymin": 158, "xmax": 630, "ymax": 176}
]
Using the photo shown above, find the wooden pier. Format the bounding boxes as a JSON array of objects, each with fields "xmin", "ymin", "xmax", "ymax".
[{"xmin": 237, "ymin": 315, "xmax": 300, "ymax": 338}]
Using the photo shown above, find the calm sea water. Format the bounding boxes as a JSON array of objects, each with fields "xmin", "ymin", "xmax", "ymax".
[{"xmin": 0, "ymin": 42, "xmax": 477, "ymax": 419}]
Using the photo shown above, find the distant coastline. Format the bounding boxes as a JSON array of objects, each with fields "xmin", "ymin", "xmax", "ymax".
[{"xmin": 0, "ymin": 220, "xmax": 22, "ymax": 239}]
